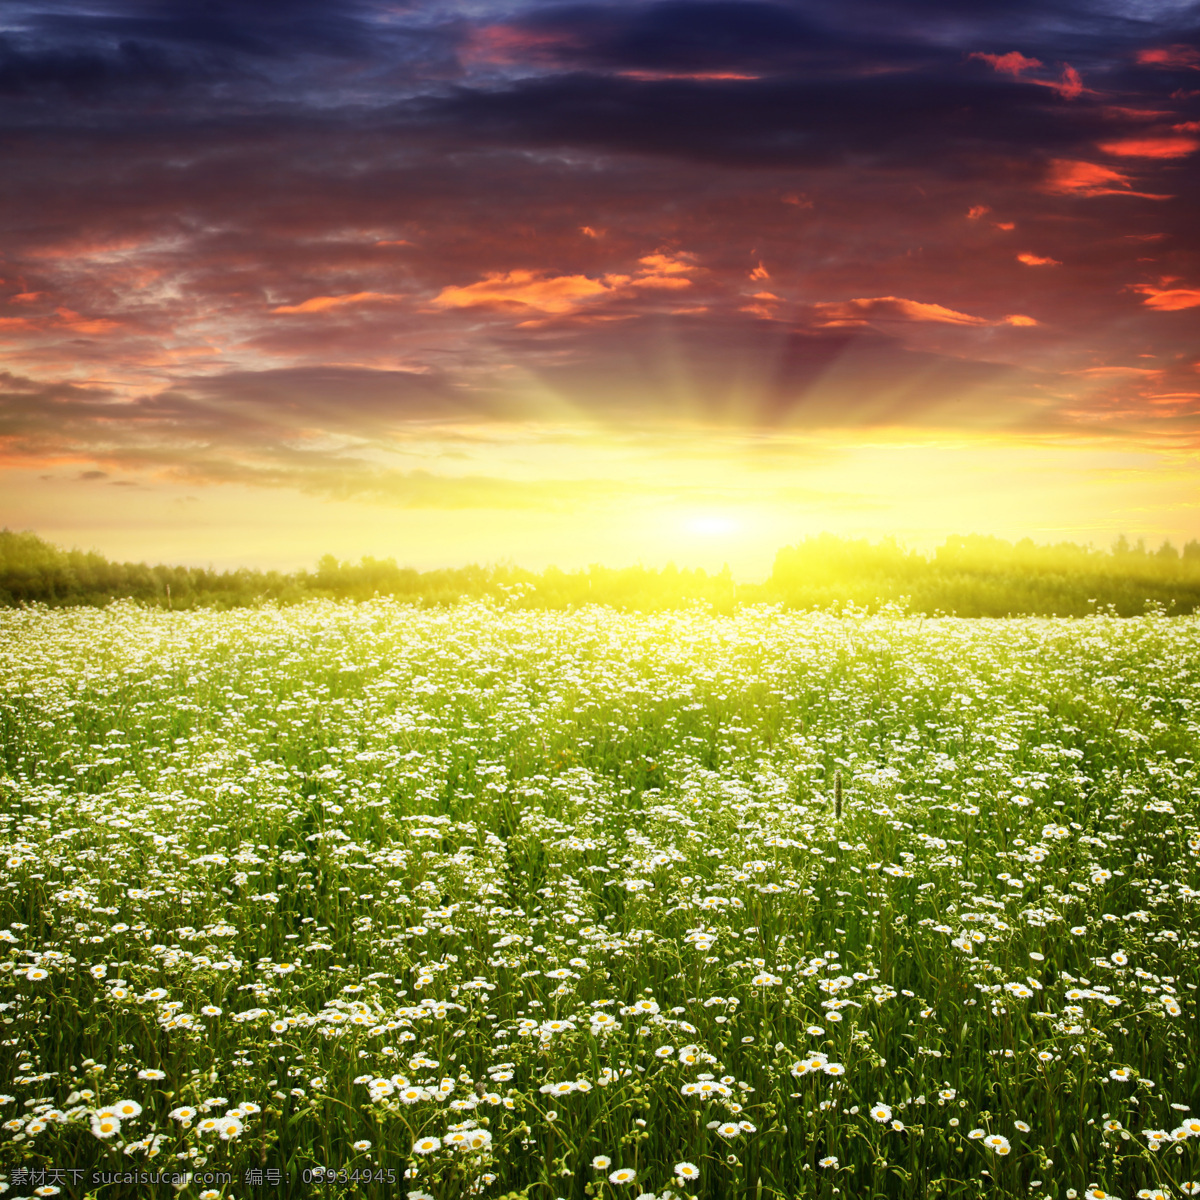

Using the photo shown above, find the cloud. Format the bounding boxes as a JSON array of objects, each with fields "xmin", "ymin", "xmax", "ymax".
[
  {"xmin": 1042, "ymin": 159, "xmax": 1173, "ymax": 198},
  {"xmin": 1133, "ymin": 285, "xmax": 1200, "ymax": 311},
  {"xmin": 429, "ymin": 253, "xmax": 696, "ymax": 316},
  {"xmin": 1136, "ymin": 45, "xmax": 1200, "ymax": 71},
  {"xmin": 272, "ymin": 292, "xmax": 400, "ymax": 314},
  {"xmin": 1017, "ymin": 252, "xmax": 1061, "ymax": 266},
  {"xmin": 1097, "ymin": 136, "xmax": 1199, "ymax": 159},
  {"xmin": 812, "ymin": 296, "xmax": 991, "ymax": 326},
  {"xmin": 429, "ymin": 270, "xmax": 615, "ymax": 315},
  {"xmin": 968, "ymin": 51, "xmax": 1043, "ymax": 76}
]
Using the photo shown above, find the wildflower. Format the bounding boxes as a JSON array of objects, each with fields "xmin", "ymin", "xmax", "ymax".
[
  {"xmin": 593, "ymin": 1156, "xmax": 612, "ymax": 1170},
  {"xmin": 675, "ymin": 1162, "xmax": 700, "ymax": 1180},
  {"xmin": 716, "ymin": 1122, "xmax": 741, "ymax": 1138},
  {"xmin": 823, "ymin": 1062, "xmax": 846, "ymax": 1076},
  {"xmin": 413, "ymin": 1136, "xmax": 441, "ymax": 1154},
  {"xmin": 1109, "ymin": 1067, "xmax": 1133, "ymax": 1082},
  {"xmin": 870, "ymin": 1104, "xmax": 893, "ymax": 1123},
  {"xmin": 218, "ymin": 1116, "xmax": 243, "ymax": 1140},
  {"xmin": 983, "ymin": 1134, "xmax": 1011, "ymax": 1155},
  {"xmin": 819, "ymin": 1156, "xmax": 838, "ymax": 1168},
  {"xmin": 1015, "ymin": 1120, "xmax": 1031, "ymax": 1132},
  {"xmin": 90, "ymin": 1113, "xmax": 121, "ymax": 1139},
  {"xmin": 968, "ymin": 1129, "xmax": 985, "ymax": 1140},
  {"xmin": 609, "ymin": 1169, "xmax": 637, "ymax": 1185},
  {"xmin": 112, "ymin": 1099, "xmax": 142, "ymax": 1120},
  {"xmin": 168, "ymin": 1106, "xmax": 197, "ymax": 1123},
  {"xmin": 137, "ymin": 1069, "xmax": 166, "ymax": 1080},
  {"xmin": 1084, "ymin": 1190, "xmax": 1116, "ymax": 1200}
]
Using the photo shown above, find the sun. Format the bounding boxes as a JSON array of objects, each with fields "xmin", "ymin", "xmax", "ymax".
[{"xmin": 683, "ymin": 513, "xmax": 741, "ymax": 537}]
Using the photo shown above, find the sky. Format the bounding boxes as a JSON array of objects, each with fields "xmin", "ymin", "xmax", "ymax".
[{"xmin": 1, "ymin": 0, "xmax": 1198, "ymax": 576}]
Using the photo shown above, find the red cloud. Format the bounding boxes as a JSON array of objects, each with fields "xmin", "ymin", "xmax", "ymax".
[
  {"xmin": 1053, "ymin": 65, "xmax": 1083, "ymax": 100},
  {"xmin": 969, "ymin": 51, "xmax": 1042, "ymax": 76},
  {"xmin": 1136, "ymin": 45, "xmax": 1200, "ymax": 70},
  {"xmin": 1017, "ymin": 252, "xmax": 1061, "ymax": 266},
  {"xmin": 272, "ymin": 292, "xmax": 398, "ymax": 314},
  {"xmin": 1043, "ymin": 159, "xmax": 1171, "ymax": 198},
  {"xmin": 465, "ymin": 25, "xmax": 581, "ymax": 67},
  {"xmin": 1098, "ymin": 136, "xmax": 1199, "ymax": 158},
  {"xmin": 1133, "ymin": 285, "xmax": 1200, "ymax": 311}
]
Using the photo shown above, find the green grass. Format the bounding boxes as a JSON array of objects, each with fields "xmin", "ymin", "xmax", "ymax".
[{"xmin": 1, "ymin": 600, "xmax": 1198, "ymax": 1200}]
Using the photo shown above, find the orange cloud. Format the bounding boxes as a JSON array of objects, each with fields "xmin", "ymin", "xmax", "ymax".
[
  {"xmin": 430, "ymin": 270, "xmax": 612, "ymax": 314},
  {"xmin": 749, "ymin": 262, "xmax": 770, "ymax": 281},
  {"xmin": 1003, "ymin": 314, "xmax": 1040, "ymax": 326},
  {"xmin": 430, "ymin": 254, "xmax": 697, "ymax": 317},
  {"xmin": 1133, "ymin": 285, "xmax": 1200, "ymax": 311},
  {"xmin": 812, "ymin": 296, "xmax": 990, "ymax": 326},
  {"xmin": 616, "ymin": 70, "xmax": 760, "ymax": 81},
  {"xmin": 631, "ymin": 253, "xmax": 695, "ymax": 290},
  {"xmin": 966, "ymin": 205, "xmax": 990, "ymax": 219},
  {"xmin": 272, "ymin": 292, "xmax": 397, "ymax": 314},
  {"xmin": 1017, "ymin": 252, "xmax": 1061, "ymax": 266},
  {"xmin": 969, "ymin": 51, "xmax": 1042, "ymax": 76},
  {"xmin": 53, "ymin": 308, "xmax": 120, "ymax": 334},
  {"xmin": 1137, "ymin": 45, "xmax": 1200, "ymax": 70},
  {"xmin": 1098, "ymin": 136, "xmax": 1199, "ymax": 158},
  {"xmin": 1043, "ymin": 159, "xmax": 1171, "ymax": 198}
]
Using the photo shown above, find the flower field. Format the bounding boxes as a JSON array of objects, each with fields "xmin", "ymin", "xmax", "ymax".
[{"xmin": 1, "ymin": 600, "xmax": 1198, "ymax": 1200}]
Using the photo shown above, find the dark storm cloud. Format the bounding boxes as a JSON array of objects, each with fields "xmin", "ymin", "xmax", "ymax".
[
  {"xmin": 0, "ymin": 0, "xmax": 457, "ymax": 104},
  {"xmin": 426, "ymin": 71, "xmax": 1119, "ymax": 171}
]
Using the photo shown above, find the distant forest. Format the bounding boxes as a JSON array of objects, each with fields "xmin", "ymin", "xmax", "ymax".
[{"xmin": 3, "ymin": 528, "xmax": 1200, "ymax": 617}]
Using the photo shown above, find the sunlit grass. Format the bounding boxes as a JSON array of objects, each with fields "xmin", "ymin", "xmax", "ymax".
[{"xmin": 1, "ymin": 600, "xmax": 1198, "ymax": 1199}]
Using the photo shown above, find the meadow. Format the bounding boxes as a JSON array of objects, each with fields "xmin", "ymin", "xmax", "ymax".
[{"xmin": 0, "ymin": 599, "xmax": 1198, "ymax": 1200}]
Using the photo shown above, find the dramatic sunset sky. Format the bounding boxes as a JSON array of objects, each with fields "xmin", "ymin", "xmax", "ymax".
[{"xmin": 2, "ymin": 0, "xmax": 1198, "ymax": 574}]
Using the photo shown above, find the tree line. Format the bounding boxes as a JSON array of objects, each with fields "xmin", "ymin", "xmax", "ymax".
[{"xmin": 3, "ymin": 528, "xmax": 1200, "ymax": 616}]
